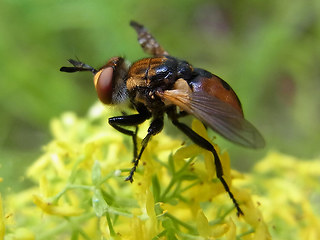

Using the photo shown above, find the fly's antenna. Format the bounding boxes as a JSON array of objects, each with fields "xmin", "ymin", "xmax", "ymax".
[{"xmin": 60, "ymin": 59, "xmax": 98, "ymax": 74}]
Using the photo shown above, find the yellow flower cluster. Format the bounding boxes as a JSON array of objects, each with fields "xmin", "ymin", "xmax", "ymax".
[{"xmin": 1, "ymin": 102, "xmax": 319, "ymax": 239}]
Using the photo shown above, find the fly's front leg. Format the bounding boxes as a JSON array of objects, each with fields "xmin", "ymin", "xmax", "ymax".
[
  {"xmin": 126, "ymin": 117, "xmax": 164, "ymax": 183},
  {"xmin": 108, "ymin": 106, "xmax": 152, "ymax": 168},
  {"xmin": 168, "ymin": 110, "xmax": 243, "ymax": 216},
  {"xmin": 130, "ymin": 21, "xmax": 169, "ymax": 56},
  {"xmin": 108, "ymin": 122, "xmax": 139, "ymax": 161}
]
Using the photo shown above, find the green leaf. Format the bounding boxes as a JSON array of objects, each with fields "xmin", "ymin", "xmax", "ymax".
[
  {"xmin": 162, "ymin": 218, "xmax": 178, "ymax": 240},
  {"xmin": 92, "ymin": 188, "xmax": 108, "ymax": 217},
  {"xmin": 152, "ymin": 175, "xmax": 161, "ymax": 202}
]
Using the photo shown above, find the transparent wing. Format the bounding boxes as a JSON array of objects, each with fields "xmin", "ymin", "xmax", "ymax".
[
  {"xmin": 161, "ymin": 89, "xmax": 265, "ymax": 148},
  {"xmin": 188, "ymin": 91, "xmax": 265, "ymax": 148},
  {"xmin": 130, "ymin": 21, "xmax": 169, "ymax": 56}
]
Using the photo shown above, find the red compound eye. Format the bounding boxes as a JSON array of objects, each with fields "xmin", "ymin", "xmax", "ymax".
[{"xmin": 93, "ymin": 67, "xmax": 114, "ymax": 104}]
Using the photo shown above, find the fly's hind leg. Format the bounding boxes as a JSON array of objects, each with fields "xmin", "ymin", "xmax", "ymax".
[
  {"xmin": 167, "ymin": 109, "xmax": 243, "ymax": 216},
  {"xmin": 130, "ymin": 21, "xmax": 169, "ymax": 56}
]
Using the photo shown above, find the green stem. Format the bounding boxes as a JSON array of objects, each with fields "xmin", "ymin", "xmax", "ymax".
[
  {"xmin": 161, "ymin": 157, "xmax": 194, "ymax": 200},
  {"xmin": 105, "ymin": 211, "xmax": 116, "ymax": 236}
]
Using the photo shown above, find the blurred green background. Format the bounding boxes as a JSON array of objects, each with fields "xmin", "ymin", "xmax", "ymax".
[{"xmin": 0, "ymin": 0, "xmax": 319, "ymax": 192}]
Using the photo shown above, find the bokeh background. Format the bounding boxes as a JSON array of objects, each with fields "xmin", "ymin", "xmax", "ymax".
[{"xmin": 1, "ymin": 0, "xmax": 319, "ymax": 192}]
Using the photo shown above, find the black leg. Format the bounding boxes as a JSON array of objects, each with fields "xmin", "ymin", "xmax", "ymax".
[
  {"xmin": 125, "ymin": 117, "xmax": 164, "ymax": 182},
  {"xmin": 109, "ymin": 110, "xmax": 151, "ymax": 161},
  {"xmin": 110, "ymin": 124, "xmax": 139, "ymax": 160},
  {"xmin": 108, "ymin": 106, "xmax": 165, "ymax": 182},
  {"xmin": 168, "ymin": 110, "xmax": 243, "ymax": 216},
  {"xmin": 108, "ymin": 103, "xmax": 152, "ymax": 160}
]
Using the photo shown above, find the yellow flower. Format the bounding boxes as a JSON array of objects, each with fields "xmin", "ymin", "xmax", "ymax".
[
  {"xmin": 10, "ymin": 105, "xmax": 320, "ymax": 239},
  {"xmin": 32, "ymin": 195, "xmax": 84, "ymax": 216}
]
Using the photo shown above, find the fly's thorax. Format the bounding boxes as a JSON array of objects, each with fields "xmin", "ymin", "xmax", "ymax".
[{"xmin": 126, "ymin": 56, "xmax": 179, "ymax": 91}]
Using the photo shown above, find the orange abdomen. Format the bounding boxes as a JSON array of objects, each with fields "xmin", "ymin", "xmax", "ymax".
[{"xmin": 190, "ymin": 69, "xmax": 243, "ymax": 116}]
